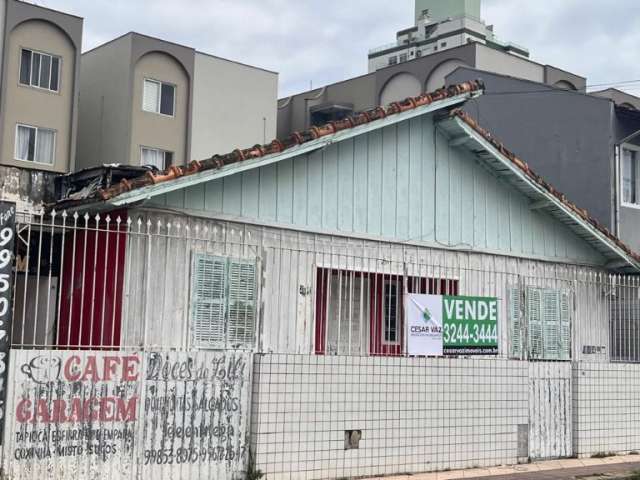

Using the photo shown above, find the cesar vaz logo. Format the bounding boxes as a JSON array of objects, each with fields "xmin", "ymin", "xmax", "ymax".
[{"xmin": 410, "ymin": 305, "xmax": 441, "ymax": 335}]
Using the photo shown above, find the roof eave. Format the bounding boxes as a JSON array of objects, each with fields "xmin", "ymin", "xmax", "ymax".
[{"xmin": 441, "ymin": 116, "xmax": 640, "ymax": 273}]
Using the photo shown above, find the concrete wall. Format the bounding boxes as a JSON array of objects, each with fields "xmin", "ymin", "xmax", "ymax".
[
  {"xmin": 251, "ymin": 354, "xmax": 528, "ymax": 480},
  {"xmin": 1, "ymin": 19, "xmax": 76, "ymax": 173},
  {"xmin": 447, "ymin": 67, "xmax": 615, "ymax": 232},
  {"xmin": 475, "ymin": 44, "xmax": 543, "ymax": 83},
  {"xmin": 573, "ymin": 362, "xmax": 640, "ymax": 456},
  {"xmin": 130, "ymin": 51, "xmax": 190, "ymax": 166},
  {"xmin": 3, "ymin": 349, "xmax": 252, "ymax": 480},
  {"xmin": 76, "ymin": 35, "xmax": 132, "ymax": 169},
  {"xmin": 191, "ymin": 53, "xmax": 277, "ymax": 158}
]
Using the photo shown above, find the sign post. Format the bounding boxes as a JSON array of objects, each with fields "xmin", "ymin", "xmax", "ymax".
[
  {"xmin": 406, "ymin": 294, "xmax": 498, "ymax": 356},
  {"xmin": 0, "ymin": 201, "xmax": 15, "ymax": 444}
]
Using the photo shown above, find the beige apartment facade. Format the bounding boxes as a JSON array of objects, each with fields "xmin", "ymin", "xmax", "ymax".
[
  {"xmin": 0, "ymin": 0, "xmax": 82, "ymax": 207},
  {"xmin": 76, "ymin": 32, "xmax": 277, "ymax": 172}
]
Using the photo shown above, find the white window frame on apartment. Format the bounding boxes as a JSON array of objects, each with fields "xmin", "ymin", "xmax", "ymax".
[
  {"xmin": 621, "ymin": 143, "xmax": 640, "ymax": 209},
  {"xmin": 140, "ymin": 146, "xmax": 173, "ymax": 170},
  {"xmin": 19, "ymin": 48, "xmax": 61, "ymax": 93},
  {"xmin": 14, "ymin": 123, "xmax": 56, "ymax": 165},
  {"xmin": 142, "ymin": 78, "xmax": 176, "ymax": 117}
]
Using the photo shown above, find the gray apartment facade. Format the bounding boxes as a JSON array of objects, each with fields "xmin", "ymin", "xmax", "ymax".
[
  {"xmin": 446, "ymin": 67, "xmax": 640, "ymax": 252},
  {"xmin": 76, "ymin": 32, "xmax": 278, "ymax": 172},
  {"xmin": 277, "ymin": 41, "xmax": 585, "ymax": 139},
  {"xmin": 0, "ymin": 0, "xmax": 82, "ymax": 209}
]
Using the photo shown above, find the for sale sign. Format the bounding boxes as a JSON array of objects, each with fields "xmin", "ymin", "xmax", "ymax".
[{"xmin": 406, "ymin": 294, "xmax": 498, "ymax": 356}]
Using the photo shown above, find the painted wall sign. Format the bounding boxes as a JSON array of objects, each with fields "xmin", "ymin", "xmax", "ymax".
[
  {"xmin": 0, "ymin": 201, "xmax": 15, "ymax": 443},
  {"xmin": 3, "ymin": 350, "xmax": 251, "ymax": 480},
  {"xmin": 406, "ymin": 294, "xmax": 498, "ymax": 356}
]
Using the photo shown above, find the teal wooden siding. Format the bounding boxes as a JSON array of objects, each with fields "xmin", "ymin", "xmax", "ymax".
[{"xmin": 151, "ymin": 114, "xmax": 605, "ymax": 265}]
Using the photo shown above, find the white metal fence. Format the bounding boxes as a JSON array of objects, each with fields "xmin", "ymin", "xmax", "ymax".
[{"xmin": 4, "ymin": 210, "xmax": 640, "ymax": 480}]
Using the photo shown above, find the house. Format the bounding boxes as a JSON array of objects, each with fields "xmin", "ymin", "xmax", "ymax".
[
  {"xmin": 43, "ymin": 80, "xmax": 640, "ymax": 477},
  {"xmin": 278, "ymin": 0, "xmax": 584, "ymax": 139},
  {"xmin": 75, "ymin": 31, "xmax": 278, "ymax": 172},
  {"xmin": 0, "ymin": 0, "xmax": 82, "ymax": 210},
  {"xmin": 445, "ymin": 67, "xmax": 640, "ymax": 252}
]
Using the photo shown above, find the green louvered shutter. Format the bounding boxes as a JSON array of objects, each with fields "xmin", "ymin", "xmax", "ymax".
[
  {"xmin": 542, "ymin": 289, "xmax": 561, "ymax": 360},
  {"xmin": 191, "ymin": 254, "xmax": 227, "ymax": 348},
  {"xmin": 527, "ymin": 287, "xmax": 543, "ymax": 359},
  {"xmin": 508, "ymin": 287, "xmax": 523, "ymax": 359},
  {"xmin": 560, "ymin": 291, "xmax": 571, "ymax": 360},
  {"xmin": 227, "ymin": 259, "xmax": 257, "ymax": 349}
]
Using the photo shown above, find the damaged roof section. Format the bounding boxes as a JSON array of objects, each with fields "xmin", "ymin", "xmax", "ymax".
[
  {"xmin": 443, "ymin": 109, "xmax": 640, "ymax": 270},
  {"xmin": 54, "ymin": 80, "xmax": 485, "ymax": 207}
]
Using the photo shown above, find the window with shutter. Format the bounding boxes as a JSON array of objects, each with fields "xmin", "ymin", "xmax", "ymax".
[
  {"xmin": 508, "ymin": 287, "xmax": 523, "ymax": 358},
  {"xmin": 190, "ymin": 254, "xmax": 257, "ymax": 350},
  {"xmin": 143, "ymin": 79, "xmax": 160, "ymax": 113},
  {"xmin": 542, "ymin": 289, "xmax": 561, "ymax": 360},
  {"xmin": 527, "ymin": 287, "xmax": 543, "ymax": 359},
  {"xmin": 560, "ymin": 292, "xmax": 571, "ymax": 360},
  {"xmin": 227, "ymin": 260, "xmax": 257, "ymax": 348}
]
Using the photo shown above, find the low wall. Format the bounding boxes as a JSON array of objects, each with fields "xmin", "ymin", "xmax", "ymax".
[
  {"xmin": 250, "ymin": 354, "xmax": 529, "ymax": 480},
  {"xmin": 3, "ymin": 350, "xmax": 252, "ymax": 480},
  {"xmin": 573, "ymin": 362, "xmax": 640, "ymax": 457}
]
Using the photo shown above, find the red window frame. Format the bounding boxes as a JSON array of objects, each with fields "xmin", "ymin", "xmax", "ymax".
[{"xmin": 315, "ymin": 269, "xmax": 459, "ymax": 356}]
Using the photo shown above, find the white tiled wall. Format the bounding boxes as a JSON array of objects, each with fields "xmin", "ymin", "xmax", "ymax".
[
  {"xmin": 573, "ymin": 362, "xmax": 640, "ymax": 456},
  {"xmin": 250, "ymin": 355, "xmax": 529, "ymax": 480}
]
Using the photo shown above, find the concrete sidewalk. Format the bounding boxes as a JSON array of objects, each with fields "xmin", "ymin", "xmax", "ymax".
[{"xmin": 367, "ymin": 456, "xmax": 640, "ymax": 480}]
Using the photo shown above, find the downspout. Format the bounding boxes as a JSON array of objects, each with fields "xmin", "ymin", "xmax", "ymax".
[{"xmin": 614, "ymin": 143, "xmax": 621, "ymax": 237}]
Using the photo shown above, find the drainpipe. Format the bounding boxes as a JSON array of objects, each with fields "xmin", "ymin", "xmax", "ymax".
[{"xmin": 614, "ymin": 144, "xmax": 621, "ymax": 237}]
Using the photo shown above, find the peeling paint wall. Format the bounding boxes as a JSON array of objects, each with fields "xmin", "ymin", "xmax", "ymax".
[
  {"xmin": 3, "ymin": 349, "xmax": 252, "ymax": 480},
  {"xmin": 0, "ymin": 165, "xmax": 58, "ymax": 212}
]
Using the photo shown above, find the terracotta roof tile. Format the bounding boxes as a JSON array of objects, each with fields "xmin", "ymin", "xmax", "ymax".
[
  {"xmin": 450, "ymin": 108, "xmax": 640, "ymax": 264},
  {"xmin": 96, "ymin": 80, "xmax": 485, "ymax": 201}
]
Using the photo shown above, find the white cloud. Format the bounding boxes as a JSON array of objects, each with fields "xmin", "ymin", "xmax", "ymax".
[{"xmin": 35, "ymin": 0, "xmax": 640, "ymax": 96}]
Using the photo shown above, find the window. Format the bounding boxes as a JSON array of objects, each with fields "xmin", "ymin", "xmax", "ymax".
[
  {"xmin": 141, "ymin": 147, "xmax": 173, "ymax": 170},
  {"xmin": 383, "ymin": 281, "xmax": 400, "ymax": 344},
  {"xmin": 143, "ymin": 78, "xmax": 175, "ymax": 116},
  {"xmin": 388, "ymin": 56, "xmax": 398, "ymax": 66},
  {"xmin": 19, "ymin": 49, "xmax": 60, "ymax": 92},
  {"xmin": 399, "ymin": 53, "xmax": 408, "ymax": 63},
  {"xmin": 441, "ymin": 42, "xmax": 447, "ymax": 48},
  {"xmin": 622, "ymin": 147, "xmax": 640, "ymax": 206},
  {"xmin": 15, "ymin": 124, "xmax": 55, "ymax": 164},
  {"xmin": 315, "ymin": 269, "xmax": 458, "ymax": 357},
  {"xmin": 190, "ymin": 254, "xmax": 257, "ymax": 349},
  {"xmin": 508, "ymin": 286, "xmax": 571, "ymax": 360}
]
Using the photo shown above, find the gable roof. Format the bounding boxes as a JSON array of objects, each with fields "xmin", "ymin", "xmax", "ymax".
[{"xmin": 54, "ymin": 79, "xmax": 640, "ymax": 272}]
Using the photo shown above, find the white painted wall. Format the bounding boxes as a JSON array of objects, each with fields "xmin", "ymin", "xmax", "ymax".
[
  {"xmin": 190, "ymin": 53, "xmax": 277, "ymax": 159},
  {"xmin": 475, "ymin": 44, "xmax": 544, "ymax": 83}
]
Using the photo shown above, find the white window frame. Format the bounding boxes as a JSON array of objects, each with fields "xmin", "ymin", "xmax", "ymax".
[
  {"xmin": 142, "ymin": 78, "xmax": 176, "ymax": 117},
  {"xmin": 19, "ymin": 48, "xmax": 61, "ymax": 93},
  {"xmin": 14, "ymin": 123, "xmax": 56, "ymax": 165},
  {"xmin": 140, "ymin": 146, "xmax": 173, "ymax": 170},
  {"xmin": 621, "ymin": 143, "xmax": 640, "ymax": 209}
]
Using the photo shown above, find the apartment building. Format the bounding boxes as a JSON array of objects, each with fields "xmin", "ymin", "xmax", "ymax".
[
  {"xmin": 0, "ymin": 0, "xmax": 82, "ymax": 209},
  {"xmin": 278, "ymin": 0, "xmax": 584, "ymax": 139},
  {"xmin": 76, "ymin": 32, "xmax": 278, "ymax": 172}
]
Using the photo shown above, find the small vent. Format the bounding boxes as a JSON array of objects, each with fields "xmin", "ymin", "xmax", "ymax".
[{"xmin": 344, "ymin": 430, "xmax": 362, "ymax": 450}]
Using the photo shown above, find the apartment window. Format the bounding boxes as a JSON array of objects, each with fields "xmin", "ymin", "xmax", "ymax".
[
  {"xmin": 508, "ymin": 286, "xmax": 571, "ymax": 360},
  {"xmin": 190, "ymin": 254, "xmax": 257, "ymax": 349},
  {"xmin": 622, "ymin": 147, "xmax": 640, "ymax": 206},
  {"xmin": 141, "ymin": 147, "xmax": 173, "ymax": 170},
  {"xmin": 19, "ymin": 49, "xmax": 60, "ymax": 92},
  {"xmin": 143, "ymin": 78, "xmax": 175, "ymax": 116},
  {"xmin": 399, "ymin": 53, "xmax": 408, "ymax": 63},
  {"xmin": 388, "ymin": 56, "xmax": 398, "ymax": 66},
  {"xmin": 15, "ymin": 124, "xmax": 55, "ymax": 164}
]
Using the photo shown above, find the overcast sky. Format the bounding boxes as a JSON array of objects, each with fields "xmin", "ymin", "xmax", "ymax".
[{"xmin": 34, "ymin": 0, "xmax": 640, "ymax": 98}]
